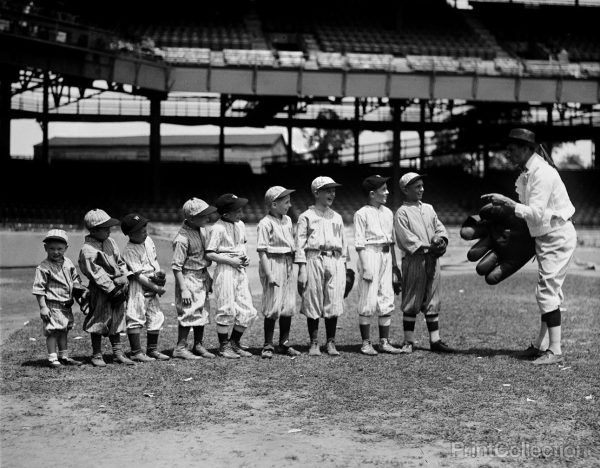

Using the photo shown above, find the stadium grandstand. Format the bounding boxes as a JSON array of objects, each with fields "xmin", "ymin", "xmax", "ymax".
[{"xmin": 1, "ymin": 0, "xmax": 599, "ymax": 230}]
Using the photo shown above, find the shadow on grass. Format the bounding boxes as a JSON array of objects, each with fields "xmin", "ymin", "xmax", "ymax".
[{"xmin": 450, "ymin": 347, "xmax": 521, "ymax": 358}]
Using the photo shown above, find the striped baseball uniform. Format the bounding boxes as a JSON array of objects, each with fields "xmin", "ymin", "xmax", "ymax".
[
  {"xmin": 123, "ymin": 236, "xmax": 165, "ymax": 332},
  {"xmin": 295, "ymin": 206, "xmax": 349, "ymax": 320},
  {"xmin": 171, "ymin": 222, "xmax": 212, "ymax": 327},
  {"xmin": 32, "ymin": 257, "xmax": 82, "ymax": 336},
  {"xmin": 354, "ymin": 205, "xmax": 395, "ymax": 317},
  {"xmin": 205, "ymin": 219, "xmax": 257, "ymax": 328},
  {"xmin": 79, "ymin": 236, "xmax": 129, "ymax": 336},
  {"xmin": 394, "ymin": 202, "xmax": 447, "ymax": 317},
  {"xmin": 514, "ymin": 153, "xmax": 577, "ymax": 314},
  {"xmin": 257, "ymin": 214, "xmax": 296, "ymax": 319}
]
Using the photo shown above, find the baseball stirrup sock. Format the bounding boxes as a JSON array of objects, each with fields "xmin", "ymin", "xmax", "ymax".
[
  {"xmin": 278, "ymin": 316, "xmax": 291, "ymax": 345},
  {"xmin": 425, "ymin": 314, "xmax": 439, "ymax": 332},
  {"xmin": 378, "ymin": 325, "xmax": 390, "ymax": 340},
  {"xmin": 177, "ymin": 325, "xmax": 190, "ymax": 348},
  {"xmin": 128, "ymin": 333, "xmax": 142, "ymax": 355},
  {"xmin": 193, "ymin": 326, "xmax": 204, "ymax": 345},
  {"xmin": 91, "ymin": 333, "xmax": 102, "ymax": 356},
  {"xmin": 360, "ymin": 324, "xmax": 370, "ymax": 341},
  {"xmin": 146, "ymin": 332, "xmax": 159, "ymax": 352},
  {"xmin": 542, "ymin": 309, "xmax": 561, "ymax": 328},
  {"xmin": 325, "ymin": 317, "xmax": 337, "ymax": 341},
  {"xmin": 403, "ymin": 315, "xmax": 416, "ymax": 332},
  {"xmin": 109, "ymin": 334, "xmax": 122, "ymax": 354},
  {"xmin": 264, "ymin": 318, "xmax": 276, "ymax": 345},
  {"xmin": 307, "ymin": 318, "xmax": 319, "ymax": 342},
  {"xmin": 230, "ymin": 328, "xmax": 243, "ymax": 344},
  {"xmin": 218, "ymin": 333, "xmax": 229, "ymax": 345}
]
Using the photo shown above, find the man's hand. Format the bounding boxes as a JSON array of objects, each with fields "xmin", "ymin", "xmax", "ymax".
[
  {"xmin": 481, "ymin": 193, "xmax": 517, "ymax": 209},
  {"xmin": 181, "ymin": 288, "xmax": 192, "ymax": 307}
]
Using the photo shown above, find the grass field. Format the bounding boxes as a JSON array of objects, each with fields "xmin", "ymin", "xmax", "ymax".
[{"xmin": 1, "ymin": 226, "xmax": 599, "ymax": 467}]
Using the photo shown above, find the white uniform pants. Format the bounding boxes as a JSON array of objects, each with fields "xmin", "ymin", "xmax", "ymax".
[
  {"xmin": 301, "ymin": 251, "xmax": 345, "ymax": 320},
  {"xmin": 259, "ymin": 254, "xmax": 296, "ymax": 319},
  {"xmin": 357, "ymin": 246, "xmax": 394, "ymax": 317},
  {"xmin": 213, "ymin": 264, "xmax": 257, "ymax": 328}
]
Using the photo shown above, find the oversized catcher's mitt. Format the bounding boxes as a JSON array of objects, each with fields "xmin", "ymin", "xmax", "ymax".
[
  {"xmin": 392, "ymin": 265, "xmax": 402, "ymax": 295},
  {"xmin": 73, "ymin": 285, "xmax": 90, "ymax": 314},
  {"xmin": 430, "ymin": 235, "xmax": 447, "ymax": 258},
  {"xmin": 149, "ymin": 270, "xmax": 167, "ymax": 287},
  {"xmin": 460, "ymin": 202, "xmax": 535, "ymax": 285},
  {"xmin": 108, "ymin": 283, "xmax": 129, "ymax": 307},
  {"xmin": 344, "ymin": 268, "xmax": 355, "ymax": 298}
]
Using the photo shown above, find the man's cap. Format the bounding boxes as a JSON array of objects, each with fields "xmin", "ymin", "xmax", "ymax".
[
  {"xmin": 265, "ymin": 186, "xmax": 295, "ymax": 206},
  {"xmin": 399, "ymin": 172, "xmax": 424, "ymax": 190},
  {"xmin": 84, "ymin": 209, "xmax": 120, "ymax": 230},
  {"xmin": 362, "ymin": 175, "xmax": 390, "ymax": 192},
  {"xmin": 507, "ymin": 128, "xmax": 536, "ymax": 148},
  {"xmin": 215, "ymin": 193, "xmax": 249, "ymax": 214},
  {"xmin": 43, "ymin": 229, "xmax": 68, "ymax": 244},
  {"xmin": 183, "ymin": 198, "xmax": 218, "ymax": 219},
  {"xmin": 311, "ymin": 176, "xmax": 342, "ymax": 192},
  {"xmin": 120, "ymin": 213, "xmax": 149, "ymax": 235}
]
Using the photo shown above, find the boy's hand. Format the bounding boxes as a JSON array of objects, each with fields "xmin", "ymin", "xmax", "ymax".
[
  {"xmin": 155, "ymin": 285, "xmax": 167, "ymax": 297},
  {"xmin": 40, "ymin": 306, "xmax": 51, "ymax": 321},
  {"xmin": 228, "ymin": 257, "xmax": 245, "ymax": 271},
  {"xmin": 267, "ymin": 274, "xmax": 279, "ymax": 287},
  {"xmin": 297, "ymin": 268, "xmax": 307, "ymax": 295},
  {"xmin": 362, "ymin": 268, "xmax": 373, "ymax": 282},
  {"xmin": 181, "ymin": 288, "xmax": 193, "ymax": 307},
  {"xmin": 114, "ymin": 275, "xmax": 129, "ymax": 287}
]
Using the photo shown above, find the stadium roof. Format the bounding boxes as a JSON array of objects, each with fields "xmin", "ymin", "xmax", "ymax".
[
  {"xmin": 38, "ymin": 134, "xmax": 286, "ymax": 147},
  {"xmin": 468, "ymin": 0, "xmax": 600, "ymax": 6}
]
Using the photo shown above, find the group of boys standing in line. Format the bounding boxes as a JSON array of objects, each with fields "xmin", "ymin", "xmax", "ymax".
[{"xmin": 33, "ymin": 172, "xmax": 454, "ymax": 367}]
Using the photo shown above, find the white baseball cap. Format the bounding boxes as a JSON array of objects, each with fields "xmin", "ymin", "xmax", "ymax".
[
  {"xmin": 399, "ymin": 172, "xmax": 424, "ymax": 190},
  {"xmin": 183, "ymin": 198, "xmax": 217, "ymax": 218},
  {"xmin": 84, "ymin": 209, "xmax": 120, "ymax": 230},
  {"xmin": 264, "ymin": 186, "xmax": 295, "ymax": 206},
  {"xmin": 43, "ymin": 229, "xmax": 68, "ymax": 244},
  {"xmin": 311, "ymin": 176, "xmax": 342, "ymax": 193}
]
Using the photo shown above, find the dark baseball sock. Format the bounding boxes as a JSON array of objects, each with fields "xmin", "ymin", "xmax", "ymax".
[
  {"xmin": 278, "ymin": 316, "xmax": 292, "ymax": 346},
  {"xmin": 218, "ymin": 333, "xmax": 229, "ymax": 345},
  {"xmin": 146, "ymin": 331, "xmax": 159, "ymax": 353},
  {"xmin": 378, "ymin": 325, "xmax": 390, "ymax": 340},
  {"xmin": 425, "ymin": 315, "xmax": 439, "ymax": 332},
  {"xmin": 403, "ymin": 317, "xmax": 416, "ymax": 332},
  {"xmin": 177, "ymin": 325, "xmax": 190, "ymax": 348},
  {"xmin": 91, "ymin": 333, "xmax": 102, "ymax": 356},
  {"xmin": 109, "ymin": 334, "xmax": 122, "ymax": 354},
  {"xmin": 542, "ymin": 309, "xmax": 561, "ymax": 327},
  {"xmin": 193, "ymin": 326, "xmax": 204, "ymax": 346},
  {"xmin": 359, "ymin": 324, "xmax": 370, "ymax": 341},
  {"xmin": 325, "ymin": 317, "xmax": 337, "ymax": 342},
  {"xmin": 307, "ymin": 318, "xmax": 319, "ymax": 342},
  {"xmin": 230, "ymin": 328, "xmax": 243, "ymax": 344},
  {"xmin": 264, "ymin": 318, "xmax": 276, "ymax": 346},
  {"xmin": 127, "ymin": 332, "xmax": 142, "ymax": 355}
]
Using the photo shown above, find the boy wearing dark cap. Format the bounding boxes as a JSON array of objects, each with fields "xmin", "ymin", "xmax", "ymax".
[
  {"xmin": 257, "ymin": 186, "xmax": 301, "ymax": 359},
  {"xmin": 33, "ymin": 229, "xmax": 87, "ymax": 367},
  {"xmin": 296, "ymin": 176, "xmax": 350, "ymax": 356},
  {"xmin": 79, "ymin": 209, "xmax": 134, "ymax": 367},
  {"xmin": 393, "ymin": 173, "xmax": 453, "ymax": 354},
  {"xmin": 205, "ymin": 193, "xmax": 258, "ymax": 359},
  {"xmin": 121, "ymin": 213, "xmax": 169, "ymax": 362},
  {"xmin": 354, "ymin": 175, "xmax": 402, "ymax": 356},
  {"xmin": 171, "ymin": 198, "xmax": 219, "ymax": 360}
]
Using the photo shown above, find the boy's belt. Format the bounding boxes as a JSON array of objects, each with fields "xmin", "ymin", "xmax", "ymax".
[
  {"xmin": 46, "ymin": 299, "xmax": 74, "ymax": 308},
  {"xmin": 365, "ymin": 244, "xmax": 391, "ymax": 253}
]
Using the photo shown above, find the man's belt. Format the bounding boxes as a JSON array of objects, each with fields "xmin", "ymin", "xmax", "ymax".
[{"xmin": 46, "ymin": 299, "xmax": 74, "ymax": 308}]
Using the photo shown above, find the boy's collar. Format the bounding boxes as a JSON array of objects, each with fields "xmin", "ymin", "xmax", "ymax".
[
  {"xmin": 268, "ymin": 210, "xmax": 283, "ymax": 219},
  {"xmin": 403, "ymin": 200, "xmax": 421, "ymax": 206},
  {"xmin": 221, "ymin": 217, "xmax": 236, "ymax": 224}
]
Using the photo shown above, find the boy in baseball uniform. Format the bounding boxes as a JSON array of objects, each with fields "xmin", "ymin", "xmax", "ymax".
[
  {"xmin": 482, "ymin": 128, "xmax": 577, "ymax": 365},
  {"xmin": 296, "ymin": 176, "xmax": 349, "ymax": 356},
  {"xmin": 79, "ymin": 209, "xmax": 135, "ymax": 367},
  {"xmin": 205, "ymin": 193, "xmax": 258, "ymax": 359},
  {"xmin": 354, "ymin": 175, "xmax": 402, "ymax": 356},
  {"xmin": 171, "ymin": 198, "xmax": 218, "ymax": 360},
  {"xmin": 33, "ymin": 229, "xmax": 87, "ymax": 367},
  {"xmin": 394, "ymin": 173, "xmax": 453, "ymax": 354},
  {"xmin": 257, "ymin": 186, "xmax": 301, "ymax": 359},
  {"xmin": 121, "ymin": 213, "xmax": 169, "ymax": 362}
]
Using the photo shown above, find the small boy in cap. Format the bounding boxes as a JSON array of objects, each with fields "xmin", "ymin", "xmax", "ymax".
[
  {"xmin": 354, "ymin": 175, "xmax": 402, "ymax": 356},
  {"xmin": 393, "ymin": 173, "xmax": 453, "ymax": 354},
  {"xmin": 32, "ymin": 229, "xmax": 88, "ymax": 367},
  {"xmin": 171, "ymin": 198, "xmax": 219, "ymax": 360},
  {"xmin": 205, "ymin": 193, "xmax": 258, "ymax": 358},
  {"xmin": 79, "ymin": 209, "xmax": 134, "ymax": 367},
  {"xmin": 296, "ymin": 176, "xmax": 350, "ymax": 356},
  {"xmin": 257, "ymin": 186, "xmax": 301, "ymax": 359},
  {"xmin": 121, "ymin": 213, "xmax": 169, "ymax": 362}
]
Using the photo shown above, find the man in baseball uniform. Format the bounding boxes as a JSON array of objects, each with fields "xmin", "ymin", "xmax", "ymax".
[
  {"xmin": 354, "ymin": 175, "xmax": 402, "ymax": 355},
  {"xmin": 296, "ymin": 176, "xmax": 349, "ymax": 356},
  {"xmin": 482, "ymin": 128, "xmax": 577, "ymax": 365},
  {"xmin": 257, "ymin": 186, "xmax": 301, "ymax": 359}
]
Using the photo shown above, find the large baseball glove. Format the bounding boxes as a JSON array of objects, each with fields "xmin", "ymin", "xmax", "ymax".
[
  {"xmin": 344, "ymin": 268, "xmax": 355, "ymax": 298},
  {"xmin": 73, "ymin": 285, "xmax": 90, "ymax": 314},
  {"xmin": 430, "ymin": 235, "xmax": 447, "ymax": 258},
  {"xmin": 392, "ymin": 265, "xmax": 402, "ymax": 295},
  {"xmin": 460, "ymin": 202, "xmax": 535, "ymax": 285},
  {"xmin": 108, "ymin": 283, "xmax": 129, "ymax": 307}
]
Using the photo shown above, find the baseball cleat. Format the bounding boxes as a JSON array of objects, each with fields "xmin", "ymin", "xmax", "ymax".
[
  {"xmin": 48, "ymin": 360, "xmax": 62, "ymax": 368},
  {"xmin": 113, "ymin": 352, "xmax": 136, "ymax": 365},
  {"xmin": 261, "ymin": 345, "xmax": 274, "ymax": 359},
  {"xmin": 279, "ymin": 345, "xmax": 302, "ymax": 357},
  {"xmin": 360, "ymin": 340, "xmax": 378, "ymax": 356},
  {"xmin": 532, "ymin": 350, "xmax": 564, "ymax": 366},
  {"xmin": 398, "ymin": 342, "xmax": 414, "ymax": 354},
  {"xmin": 173, "ymin": 348, "xmax": 202, "ymax": 360},
  {"xmin": 130, "ymin": 352, "xmax": 155, "ymax": 363},
  {"xmin": 147, "ymin": 350, "xmax": 171, "ymax": 361},
  {"xmin": 378, "ymin": 338, "xmax": 402, "ymax": 354},
  {"xmin": 517, "ymin": 344, "xmax": 544, "ymax": 359},
  {"xmin": 231, "ymin": 341, "xmax": 253, "ymax": 357},
  {"xmin": 218, "ymin": 342, "xmax": 241, "ymax": 359},
  {"xmin": 59, "ymin": 356, "xmax": 83, "ymax": 366},
  {"xmin": 91, "ymin": 355, "xmax": 107, "ymax": 367},
  {"xmin": 308, "ymin": 341, "xmax": 322, "ymax": 356},
  {"xmin": 193, "ymin": 344, "xmax": 216, "ymax": 359},
  {"xmin": 430, "ymin": 340, "xmax": 454, "ymax": 353},
  {"xmin": 326, "ymin": 340, "xmax": 340, "ymax": 356}
]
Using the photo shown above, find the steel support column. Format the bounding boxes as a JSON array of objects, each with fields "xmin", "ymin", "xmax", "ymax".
[
  {"xmin": 149, "ymin": 97, "xmax": 162, "ymax": 202},
  {"xmin": 0, "ymin": 72, "xmax": 12, "ymax": 164},
  {"xmin": 391, "ymin": 100, "xmax": 402, "ymax": 207}
]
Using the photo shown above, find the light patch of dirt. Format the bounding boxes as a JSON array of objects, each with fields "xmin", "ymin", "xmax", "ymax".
[{"xmin": 0, "ymin": 395, "xmax": 503, "ymax": 468}]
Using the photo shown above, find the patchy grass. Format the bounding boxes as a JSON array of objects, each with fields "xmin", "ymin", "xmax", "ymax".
[{"xmin": 1, "ymin": 268, "xmax": 599, "ymax": 466}]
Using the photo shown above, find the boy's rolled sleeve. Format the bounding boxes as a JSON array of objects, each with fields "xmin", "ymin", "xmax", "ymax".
[
  {"xmin": 171, "ymin": 237, "xmax": 188, "ymax": 272},
  {"xmin": 32, "ymin": 266, "xmax": 48, "ymax": 296},
  {"xmin": 79, "ymin": 253, "xmax": 115, "ymax": 293},
  {"xmin": 353, "ymin": 211, "xmax": 366, "ymax": 251},
  {"xmin": 294, "ymin": 214, "xmax": 308, "ymax": 264},
  {"xmin": 256, "ymin": 220, "xmax": 270, "ymax": 253},
  {"xmin": 394, "ymin": 210, "xmax": 423, "ymax": 255},
  {"xmin": 204, "ymin": 225, "xmax": 222, "ymax": 253},
  {"xmin": 124, "ymin": 248, "xmax": 144, "ymax": 276}
]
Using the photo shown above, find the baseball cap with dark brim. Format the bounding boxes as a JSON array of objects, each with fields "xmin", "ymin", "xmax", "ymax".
[
  {"xmin": 96, "ymin": 218, "xmax": 120, "ymax": 228},
  {"xmin": 274, "ymin": 188, "xmax": 295, "ymax": 200},
  {"xmin": 319, "ymin": 182, "xmax": 342, "ymax": 190},
  {"xmin": 120, "ymin": 213, "xmax": 149, "ymax": 235},
  {"xmin": 198, "ymin": 205, "xmax": 218, "ymax": 217},
  {"xmin": 215, "ymin": 194, "xmax": 249, "ymax": 214}
]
